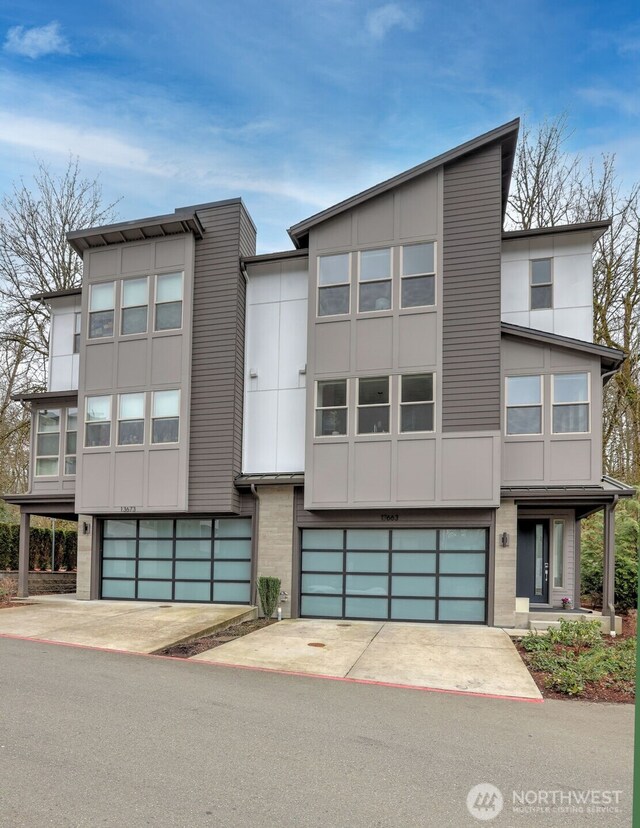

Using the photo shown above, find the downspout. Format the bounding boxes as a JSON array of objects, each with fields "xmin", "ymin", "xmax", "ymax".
[
  {"xmin": 250, "ymin": 484, "xmax": 260, "ymax": 609},
  {"xmin": 605, "ymin": 494, "xmax": 619, "ymax": 637}
]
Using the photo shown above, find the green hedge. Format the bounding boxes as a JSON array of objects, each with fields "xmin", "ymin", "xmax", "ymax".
[{"xmin": 0, "ymin": 522, "xmax": 77, "ymax": 571}]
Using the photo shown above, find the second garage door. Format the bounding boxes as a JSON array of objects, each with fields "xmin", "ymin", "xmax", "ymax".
[{"xmin": 300, "ymin": 528, "xmax": 488, "ymax": 623}]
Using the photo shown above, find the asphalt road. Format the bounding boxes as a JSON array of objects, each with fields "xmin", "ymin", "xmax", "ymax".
[{"xmin": 0, "ymin": 637, "xmax": 633, "ymax": 827}]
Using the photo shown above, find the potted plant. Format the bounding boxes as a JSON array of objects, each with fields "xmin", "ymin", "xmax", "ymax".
[{"xmin": 561, "ymin": 597, "xmax": 572, "ymax": 611}]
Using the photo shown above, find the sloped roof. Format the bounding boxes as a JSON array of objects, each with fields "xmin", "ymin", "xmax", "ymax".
[{"xmin": 501, "ymin": 323, "xmax": 625, "ymax": 373}]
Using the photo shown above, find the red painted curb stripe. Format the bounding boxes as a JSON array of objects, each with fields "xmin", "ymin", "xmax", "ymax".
[{"xmin": 0, "ymin": 631, "xmax": 543, "ymax": 704}]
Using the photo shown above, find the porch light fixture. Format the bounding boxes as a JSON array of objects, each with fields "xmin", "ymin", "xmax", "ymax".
[
  {"xmin": 500, "ymin": 532, "xmax": 509, "ymax": 547},
  {"xmin": 82, "ymin": 521, "xmax": 90, "ymax": 535}
]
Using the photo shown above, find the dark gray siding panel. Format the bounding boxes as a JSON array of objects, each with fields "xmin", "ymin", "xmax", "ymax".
[
  {"xmin": 188, "ymin": 203, "xmax": 255, "ymax": 513},
  {"xmin": 442, "ymin": 144, "xmax": 503, "ymax": 431}
]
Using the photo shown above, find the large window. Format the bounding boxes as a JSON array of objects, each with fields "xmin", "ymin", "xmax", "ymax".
[
  {"xmin": 553, "ymin": 520, "xmax": 565, "ymax": 588},
  {"xmin": 121, "ymin": 277, "xmax": 148, "ymax": 335},
  {"xmin": 318, "ymin": 253, "xmax": 350, "ymax": 317},
  {"xmin": 400, "ymin": 374, "xmax": 434, "ymax": 432},
  {"xmin": 357, "ymin": 376, "xmax": 390, "ymax": 434},
  {"xmin": 88, "ymin": 282, "xmax": 115, "ymax": 339},
  {"xmin": 505, "ymin": 375, "xmax": 542, "ymax": 435},
  {"xmin": 553, "ymin": 373, "xmax": 589, "ymax": 433},
  {"xmin": 85, "ymin": 396, "xmax": 111, "ymax": 447},
  {"xmin": 401, "ymin": 242, "xmax": 435, "ymax": 308},
  {"xmin": 64, "ymin": 408, "xmax": 77, "ymax": 475},
  {"xmin": 530, "ymin": 259, "xmax": 553, "ymax": 310},
  {"xmin": 315, "ymin": 380, "xmax": 348, "ymax": 437},
  {"xmin": 118, "ymin": 393, "xmax": 145, "ymax": 445},
  {"xmin": 358, "ymin": 248, "xmax": 391, "ymax": 312},
  {"xmin": 35, "ymin": 409, "xmax": 60, "ymax": 476},
  {"xmin": 152, "ymin": 390, "xmax": 180, "ymax": 443},
  {"xmin": 155, "ymin": 272, "xmax": 183, "ymax": 331}
]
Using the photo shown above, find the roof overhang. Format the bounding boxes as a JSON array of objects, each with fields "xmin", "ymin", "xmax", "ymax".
[
  {"xmin": 12, "ymin": 389, "xmax": 78, "ymax": 406},
  {"xmin": 67, "ymin": 210, "xmax": 205, "ymax": 255},
  {"xmin": 502, "ymin": 219, "xmax": 611, "ymax": 242},
  {"xmin": 2, "ymin": 492, "xmax": 77, "ymax": 517},
  {"xmin": 242, "ymin": 249, "xmax": 309, "ymax": 265},
  {"xmin": 30, "ymin": 287, "xmax": 82, "ymax": 303},
  {"xmin": 502, "ymin": 476, "xmax": 635, "ymax": 517},
  {"xmin": 501, "ymin": 323, "xmax": 625, "ymax": 375},
  {"xmin": 287, "ymin": 118, "xmax": 520, "ymax": 248},
  {"xmin": 235, "ymin": 472, "xmax": 304, "ymax": 488}
]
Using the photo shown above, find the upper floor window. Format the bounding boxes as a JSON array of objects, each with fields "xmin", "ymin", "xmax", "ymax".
[
  {"xmin": 506, "ymin": 375, "xmax": 542, "ymax": 435},
  {"xmin": 85, "ymin": 396, "xmax": 111, "ymax": 447},
  {"xmin": 35, "ymin": 409, "xmax": 60, "ymax": 476},
  {"xmin": 118, "ymin": 393, "xmax": 145, "ymax": 445},
  {"xmin": 122, "ymin": 277, "xmax": 148, "ymax": 335},
  {"xmin": 73, "ymin": 313, "xmax": 81, "ymax": 354},
  {"xmin": 315, "ymin": 380, "xmax": 348, "ymax": 437},
  {"xmin": 530, "ymin": 259, "xmax": 552, "ymax": 310},
  {"xmin": 88, "ymin": 282, "xmax": 115, "ymax": 339},
  {"xmin": 152, "ymin": 390, "xmax": 180, "ymax": 443},
  {"xmin": 64, "ymin": 408, "xmax": 77, "ymax": 475},
  {"xmin": 358, "ymin": 248, "xmax": 391, "ymax": 312},
  {"xmin": 400, "ymin": 374, "xmax": 434, "ymax": 432},
  {"xmin": 357, "ymin": 376, "xmax": 390, "ymax": 434},
  {"xmin": 318, "ymin": 254, "xmax": 350, "ymax": 317},
  {"xmin": 552, "ymin": 373, "xmax": 589, "ymax": 433},
  {"xmin": 401, "ymin": 242, "xmax": 435, "ymax": 308},
  {"xmin": 155, "ymin": 273, "xmax": 183, "ymax": 331}
]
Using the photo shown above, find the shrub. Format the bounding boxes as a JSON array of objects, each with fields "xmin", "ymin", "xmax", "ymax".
[
  {"xmin": 257, "ymin": 576, "xmax": 281, "ymax": 619},
  {"xmin": 0, "ymin": 576, "xmax": 16, "ymax": 604},
  {"xmin": 0, "ymin": 522, "xmax": 78, "ymax": 571}
]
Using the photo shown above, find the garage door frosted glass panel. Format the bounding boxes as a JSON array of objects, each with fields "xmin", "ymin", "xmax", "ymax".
[
  {"xmin": 345, "ymin": 575, "xmax": 387, "ymax": 595},
  {"xmin": 345, "ymin": 597, "xmax": 388, "ymax": 619},
  {"xmin": 213, "ymin": 582, "xmax": 251, "ymax": 603},
  {"xmin": 346, "ymin": 552, "xmax": 388, "ymax": 572},
  {"xmin": 175, "ymin": 561, "xmax": 211, "ymax": 580},
  {"xmin": 301, "ymin": 574, "xmax": 343, "ymax": 594},
  {"xmin": 215, "ymin": 561, "xmax": 251, "ymax": 580},
  {"xmin": 439, "ymin": 576, "xmax": 485, "ymax": 598},
  {"xmin": 302, "ymin": 529, "xmax": 343, "ymax": 550},
  {"xmin": 102, "ymin": 539, "xmax": 136, "ymax": 558},
  {"xmin": 391, "ymin": 552, "xmax": 435, "ymax": 573},
  {"xmin": 301, "ymin": 595, "xmax": 343, "ymax": 617},
  {"xmin": 392, "ymin": 576, "xmax": 435, "ymax": 597},
  {"xmin": 391, "ymin": 599, "xmax": 435, "ymax": 621},
  {"xmin": 215, "ymin": 518, "xmax": 252, "ymax": 538},
  {"xmin": 438, "ymin": 600, "xmax": 485, "ymax": 622},
  {"xmin": 346, "ymin": 530, "xmax": 389, "ymax": 550},
  {"xmin": 176, "ymin": 519, "xmax": 212, "ymax": 538},
  {"xmin": 104, "ymin": 520, "xmax": 136, "ymax": 538},
  {"xmin": 139, "ymin": 519, "xmax": 173, "ymax": 538},
  {"xmin": 392, "ymin": 530, "xmax": 436, "ymax": 550},
  {"xmin": 439, "ymin": 553, "xmax": 486, "ymax": 574},
  {"xmin": 302, "ymin": 551, "xmax": 343, "ymax": 571},
  {"xmin": 439, "ymin": 529, "xmax": 486, "ymax": 550},
  {"xmin": 138, "ymin": 540, "xmax": 173, "ymax": 558},
  {"xmin": 138, "ymin": 580, "xmax": 172, "ymax": 600},
  {"xmin": 175, "ymin": 582, "xmax": 210, "ymax": 601},
  {"xmin": 176, "ymin": 540, "xmax": 212, "ymax": 559},
  {"xmin": 213, "ymin": 539, "xmax": 252, "ymax": 559},
  {"xmin": 102, "ymin": 559, "xmax": 135, "ymax": 578},
  {"xmin": 102, "ymin": 579, "xmax": 135, "ymax": 598},
  {"xmin": 138, "ymin": 560, "xmax": 173, "ymax": 579}
]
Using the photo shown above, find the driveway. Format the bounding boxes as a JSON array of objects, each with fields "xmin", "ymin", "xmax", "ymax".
[
  {"xmin": 0, "ymin": 596, "xmax": 255, "ymax": 653},
  {"xmin": 192, "ymin": 619, "xmax": 542, "ymax": 700}
]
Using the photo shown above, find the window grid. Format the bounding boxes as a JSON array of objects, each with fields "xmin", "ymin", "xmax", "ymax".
[
  {"xmin": 358, "ymin": 248, "xmax": 392, "ymax": 313},
  {"xmin": 117, "ymin": 393, "xmax": 145, "ymax": 446},
  {"xmin": 154, "ymin": 272, "xmax": 184, "ymax": 331},
  {"xmin": 400, "ymin": 242, "xmax": 436, "ymax": 309},
  {"xmin": 88, "ymin": 282, "xmax": 115, "ymax": 339},
  {"xmin": 530, "ymin": 258, "xmax": 553, "ymax": 310},
  {"xmin": 35, "ymin": 409, "xmax": 61, "ymax": 477},
  {"xmin": 399, "ymin": 374, "xmax": 435, "ymax": 433},
  {"xmin": 64, "ymin": 408, "xmax": 77, "ymax": 476},
  {"xmin": 317, "ymin": 253, "xmax": 351, "ymax": 317},
  {"xmin": 357, "ymin": 376, "xmax": 391, "ymax": 435},
  {"xmin": 505, "ymin": 375, "xmax": 543, "ymax": 436},
  {"xmin": 315, "ymin": 379, "xmax": 348, "ymax": 437},
  {"xmin": 121, "ymin": 277, "xmax": 149, "ymax": 336},
  {"xmin": 552, "ymin": 372, "xmax": 590, "ymax": 434},
  {"xmin": 84, "ymin": 395, "xmax": 112, "ymax": 448}
]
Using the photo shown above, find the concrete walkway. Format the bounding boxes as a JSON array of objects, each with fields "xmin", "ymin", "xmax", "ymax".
[
  {"xmin": 0, "ymin": 596, "xmax": 256, "ymax": 653},
  {"xmin": 192, "ymin": 619, "xmax": 542, "ymax": 700}
]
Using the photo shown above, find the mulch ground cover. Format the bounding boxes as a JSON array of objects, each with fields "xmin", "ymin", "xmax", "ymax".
[{"xmin": 156, "ymin": 618, "xmax": 277, "ymax": 658}]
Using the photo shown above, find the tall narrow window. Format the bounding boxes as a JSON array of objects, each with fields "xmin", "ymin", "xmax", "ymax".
[
  {"xmin": 118, "ymin": 393, "xmax": 145, "ymax": 445},
  {"xmin": 553, "ymin": 520, "xmax": 565, "ymax": 588},
  {"xmin": 315, "ymin": 380, "xmax": 348, "ymax": 436},
  {"xmin": 88, "ymin": 282, "xmax": 115, "ymax": 339},
  {"xmin": 400, "ymin": 374, "xmax": 434, "ymax": 432},
  {"xmin": 359, "ymin": 248, "xmax": 391, "ymax": 312},
  {"xmin": 121, "ymin": 277, "xmax": 148, "ymax": 335},
  {"xmin": 155, "ymin": 273, "xmax": 183, "ymax": 331},
  {"xmin": 357, "ymin": 377, "xmax": 390, "ymax": 434},
  {"xmin": 530, "ymin": 259, "xmax": 552, "ymax": 310},
  {"xmin": 64, "ymin": 408, "xmax": 77, "ymax": 475},
  {"xmin": 152, "ymin": 390, "xmax": 180, "ymax": 443},
  {"xmin": 505, "ymin": 376, "xmax": 542, "ymax": 435},
  {"xmin": 552, "ymin": 373, "xmax": 589, "ymax": 433},
  {"xmin": 318, "ymin": 254, "xmax": 350, "ymax": 317},
  {"xmin": 73, "ymin": 313, "xmax": 81, "ymax": 353},
  {"xmin": 401, "ymin": 242, "xmax": 435, "ymax": 308},
  {"xmin": 35, "ymin": 409, "xmax": 60, "ymax": 476},
  {"xmin": 85, "ymin": 396, "xmax": 111, "ymax": 447}
]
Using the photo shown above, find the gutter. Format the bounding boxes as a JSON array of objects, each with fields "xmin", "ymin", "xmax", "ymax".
[
  {"xmin": 250, "ymin": 484, "xmax": 260, "ymax": 607},
  {"xmin": 606, "ymin": 495, "xmax": 619, "ymax": 636}
]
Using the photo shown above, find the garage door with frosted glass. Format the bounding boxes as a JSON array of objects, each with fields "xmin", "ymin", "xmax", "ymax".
[
  {"xmin": 300, "ymin": 528, "xmax": 487, "ymax": 623},
  {"xmin": 101, "ymin": 517, "xmax": 252, "ymax": 603}
]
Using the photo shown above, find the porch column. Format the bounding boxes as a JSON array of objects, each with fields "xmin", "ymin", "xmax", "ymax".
[
  {"xmin": 603, "ymin": 499, "xmax": 618, "ymax": 632},
  {"xmin": 573, "ymin": 517, "xmax": 582, "ymax": 611},
  {"xmin": 17, "ymin": 510, "xmax": 30, "ymax": 598}
]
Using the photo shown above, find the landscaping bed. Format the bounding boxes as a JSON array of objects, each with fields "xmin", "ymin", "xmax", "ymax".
[
  {"xmin": 157, "ymin": 618, "xmax": 277, "ymax": 658},
  {"xmin": 516, "ymin": 618, "xmax": 635, "ymax": 703}
]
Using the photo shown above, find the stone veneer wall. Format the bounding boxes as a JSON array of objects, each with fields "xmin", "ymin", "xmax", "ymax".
[
  {"xmin": 493, "ymin": 499, "xmax": 517, "ymax": 627},
  {"xmin": 1, "ymin": 571, "xmax": 76, "ymax": 595},
  {"xmin": 255, "ymin": 485, "xmax": 294, "ymax": 618}
]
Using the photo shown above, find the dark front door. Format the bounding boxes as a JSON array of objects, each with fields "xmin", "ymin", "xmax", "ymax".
[{"xmin": 517, "ymin": 520, "xmax": 549, "ymax": 604}]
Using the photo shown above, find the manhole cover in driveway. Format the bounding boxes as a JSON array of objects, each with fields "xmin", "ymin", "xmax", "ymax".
[
  {"xmin": 337, "ymin": 623, "xmax": 351, "ymax": 627},
  {"xmin": 307, "ymin": 642, "xmax": 326, "ymax": 648}
]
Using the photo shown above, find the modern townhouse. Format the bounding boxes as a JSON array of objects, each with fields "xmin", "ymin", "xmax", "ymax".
[{"xmin": 6, "ymin": 118, "xmax": 633, "ymax": 631}]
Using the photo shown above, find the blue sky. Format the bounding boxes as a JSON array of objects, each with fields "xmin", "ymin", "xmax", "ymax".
[{"xmin": 0, "ymin": 0, "xmax": 639, "ymax": 252}]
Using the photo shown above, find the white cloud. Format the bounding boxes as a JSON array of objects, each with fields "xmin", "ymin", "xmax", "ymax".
[
  {"xmin": 4, "ymin": 21, "xmax": 70, "ymax": 59},
  {"xmin": 366, "ymin": 4, "xmax": 417, "ymax": 41}
]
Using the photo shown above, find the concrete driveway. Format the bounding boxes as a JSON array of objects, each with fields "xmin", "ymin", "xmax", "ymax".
[
  {"xmin": 0, "ymin": 596, "xmax": 256, "ymax": 653},
  {"xmin": 193, "ymin": 619, "xmax": 542, "ymax": 700}
]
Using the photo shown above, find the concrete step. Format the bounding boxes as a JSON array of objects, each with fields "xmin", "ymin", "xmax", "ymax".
[
  {"xmin": 529, "ymin": 620, "xmax": 561, "ymax": 632},
  {"xmin": 528, "ymin": 611, "xmax": 592, "ymax": 622}
]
